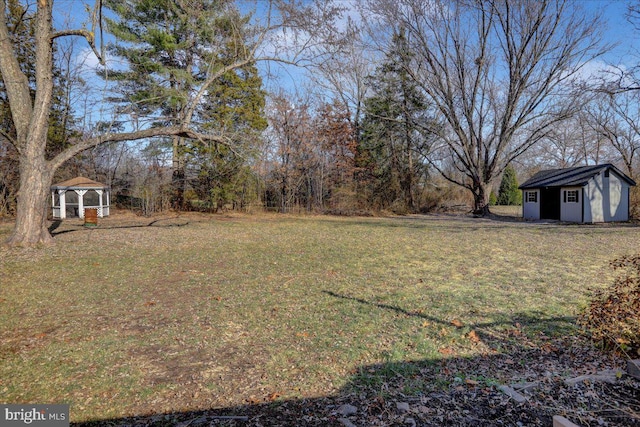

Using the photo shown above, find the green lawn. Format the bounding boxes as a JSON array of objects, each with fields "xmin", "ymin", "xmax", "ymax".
[{"xmin": 0, "ymin": 212, "xmax": 637, "ymax": 422}]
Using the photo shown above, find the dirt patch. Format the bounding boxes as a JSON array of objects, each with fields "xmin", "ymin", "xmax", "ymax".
[{"xmin": 123, "ymin": 320, "xmax": 275, "ymax": 416}]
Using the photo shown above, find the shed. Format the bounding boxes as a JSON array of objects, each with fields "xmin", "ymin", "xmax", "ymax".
[
  {"xmin": 519, "ymin": 164, "xmax": 635, "ymax": 223},
  {"xmin": 51, "ymin": 177, "xmax": 110, "ymax": 219}
]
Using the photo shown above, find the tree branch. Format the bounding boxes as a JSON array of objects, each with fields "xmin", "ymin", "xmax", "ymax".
[
  {"xmin": 51, "ymin": 28, "xmax": 104, "ymax": 65},
  {"xmin": 49, "ymin": 126, "xmax": 226, "ymax": 172}
]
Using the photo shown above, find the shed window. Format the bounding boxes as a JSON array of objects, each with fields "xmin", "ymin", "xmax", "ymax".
[
  {"xmin": 565, "ymin": 190, "xmax": 579, "ymax": 203},
  {"xmin": 525, "ymin": 191, "xmax": 537, "ymax": 203}
]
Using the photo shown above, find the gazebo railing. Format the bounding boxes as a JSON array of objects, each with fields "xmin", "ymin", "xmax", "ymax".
[{"xmin": 51, "ymin": 204, "xmax": 110, "ymax": 218}]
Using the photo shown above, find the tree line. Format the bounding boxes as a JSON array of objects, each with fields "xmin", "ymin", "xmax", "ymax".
[{"xmin": 1, "ymin": 0, "xmax": 640, "ymax": 246}]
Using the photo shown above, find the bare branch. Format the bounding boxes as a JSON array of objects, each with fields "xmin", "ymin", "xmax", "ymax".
[{"xmin": 50, "ymin": 126, "xmax": 227, "ymax": 172}]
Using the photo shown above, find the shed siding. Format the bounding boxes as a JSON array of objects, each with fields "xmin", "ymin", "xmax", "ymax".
[
  {"xmin": 584, "ymin": 171, "xmax": 629, "ymax": 222},
  {"xmin": 522, "ymin": 190, "xmax": 540, "ymax": 220},
  {"xmin": 585, "ymin": 172, "xmax": 603, "ymax": 222},
  {"xmin": 560, "ymin": 187, "xmax": 582, "ymax": 222},
  {"xmin": 608, "ymin": 171, "xmax": 629, "ymax": 221}
]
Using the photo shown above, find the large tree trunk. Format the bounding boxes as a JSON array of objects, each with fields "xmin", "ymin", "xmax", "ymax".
[
  {"xmin": 6, "ymin": 150, "xmax": 53, "ymax": 246},
  {"xmin": 1, "ymin": 0, "xmax": 54, "ymax": 247},
  {"xmin": 472, "ymin": 180, "xmax": 491, "ymax": 217}
]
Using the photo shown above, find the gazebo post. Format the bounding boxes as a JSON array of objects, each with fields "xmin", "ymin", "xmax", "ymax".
[
  {"xmin": 96, "ymin": 189, "xmax": 104, "ymax": 217},
  {"xmin": 76, "ymin": 189, "xmax": 87, "ymax": 218},
  {"xmin": 59, "ymin": 189, "xmax": 66, "ymax": 219}
]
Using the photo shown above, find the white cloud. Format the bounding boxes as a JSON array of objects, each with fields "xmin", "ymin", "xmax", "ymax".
[
  {"xmin": 75, "ymin": 46, "xmax": 102, "ymax": 71},
  {"xmin": 573, "ymin": 59, "xmax": 630, "ymax": 85}
]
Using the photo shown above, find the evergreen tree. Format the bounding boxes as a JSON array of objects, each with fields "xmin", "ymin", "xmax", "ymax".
[
  {"xmin": 497, "ymin": 164, "xmax": 522, "ymax": 206},
  {"xmin": 103, "ymin": 0, "xmax": 264, "ymax": 210},
  {"xmin": 189, "ymin": 38, "xmax": 267, "ymax": 210},
  {"xmin": 489, "ymin": 191, "xmax": 498, "ymax": 206},
  {"xmin": 359, "ymin": 29, "xmax": 434, "ymax": 212}
]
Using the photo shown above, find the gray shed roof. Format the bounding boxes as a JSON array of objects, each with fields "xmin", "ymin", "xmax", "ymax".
[{"xmin": 519, "ymin": 164, "xmax": 636, "ymax": 189}]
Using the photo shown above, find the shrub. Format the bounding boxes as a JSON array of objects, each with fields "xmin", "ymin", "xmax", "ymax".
[
  {"xmin": 578, "ymin": 254, "xmax": 640, "ymax": 356},
  {"xmin": 497, "ymin": 164, "xmax": 522, "ymax": 205},
  {"xmin": 489, "ymin": 191, "xmax": 498, "ymax": 206}
]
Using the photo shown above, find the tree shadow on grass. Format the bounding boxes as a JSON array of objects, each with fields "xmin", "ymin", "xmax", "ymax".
[
  {"xmin": 73, "ymin": 296, "xmax": 638, "ymax": 427},
  {"xmin": 322, "ymin": 290, "xmax": 577, "ymax": 339},
  {"xmin": 49, "ymin": 217, "xmax": 191, "ymax": 236}
]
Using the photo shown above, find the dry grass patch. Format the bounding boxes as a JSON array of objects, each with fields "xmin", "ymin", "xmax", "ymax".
[{"xmin": 0, "ymin": 212, "xmax": 638, "ymax": 422}]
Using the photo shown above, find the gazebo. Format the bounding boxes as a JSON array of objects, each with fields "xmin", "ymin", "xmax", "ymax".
[{"xmin": 51, "ymin": 177, "xmax": 110, "ymax": 219}]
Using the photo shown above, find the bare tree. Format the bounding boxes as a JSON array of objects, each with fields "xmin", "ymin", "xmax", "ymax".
[
  {"xmin": 588, "ymin": 91, "xmax": 640, "ymax": 179},
  {"xmin": 526, "ymin": 111, "xmax": 605, "ymax": 168},
  {"xmin": 306, "ymin": 15, "xmax": 373, "ymax": 148},
  {"xmin": 363, "ymin": 0, "xmax": 607, "ymax": 215},
  {"xmin": 0, "ymin": 0, "xmax": 345, "ymax": 246},
  {"xmin": 264, "ymin": 92, "xmax": 320, "ymax": 212}
]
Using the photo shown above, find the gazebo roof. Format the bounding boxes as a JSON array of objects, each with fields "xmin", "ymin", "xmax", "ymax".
[{"xmin": 51, "ymin": 176, "xmax": 109, "ymax": 190}]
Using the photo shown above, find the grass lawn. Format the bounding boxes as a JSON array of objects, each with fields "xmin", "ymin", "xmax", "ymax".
[{"xmin": 0, "ymin": 211, "xmax": 638, "ymax": 423}]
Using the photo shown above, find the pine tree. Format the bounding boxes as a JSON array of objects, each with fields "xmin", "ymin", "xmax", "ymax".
[
  {"xmin": 189, "ymin": 41, "xmax": 267, "ymax": 210},
  {"xmin": 359, "ymin": 29, "xmax": 434, "ymax": 212},
  {"xmin": 497, "ymin": 164, "xmax": 522, "ymax": 206},
  {"xmin": 103, "ymin": 0, "xmax": 264, "ymax": 210}
]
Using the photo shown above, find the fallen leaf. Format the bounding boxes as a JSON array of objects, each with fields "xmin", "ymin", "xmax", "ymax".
[
  {"xmin": 267, "ymin": 392, "xmax": 281, "ymax": 401},
  {"xmin": 438, "ymin": 347, "xmax": 456, "ymax": 355},
  {"xmin": 246, "ymin": 396, "xmax": 260, "ymax": 405},
  {"xmin": 451, "ymin": 319, "xmax": 464, "ymax": 328},
  {"xmin": 540, "ymin": 343, "xmax": 558, "ymax": 353},
  {"xmin": 467, "ymin": 330, "xmax": 481, "ymax": 343},
  {"xmin": 465, "ymin": 378, "xmax": 479, "ymax": 386},
  {"xmin": 144, "ymin": 301, "xmax": 156, "ymax": 307}
]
